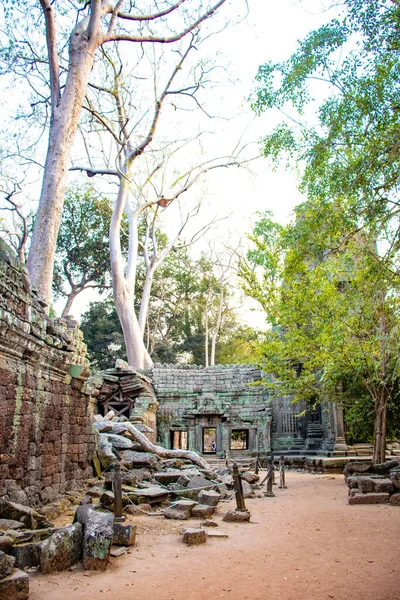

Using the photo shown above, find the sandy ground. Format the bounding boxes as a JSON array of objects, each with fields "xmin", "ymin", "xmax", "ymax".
[{"xmin": 29, "ymin": 472, "xmax": 400, "ymax": 600}]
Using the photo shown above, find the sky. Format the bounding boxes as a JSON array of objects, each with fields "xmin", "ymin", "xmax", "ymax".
[{"xmin": 1, "ymin": 0, "xmax": 334, "ymax": 324}]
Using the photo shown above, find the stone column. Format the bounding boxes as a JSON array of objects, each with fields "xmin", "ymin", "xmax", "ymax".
[{"xmin": 332, "ymin": 403, "xmax": 348, "ymax": 455}]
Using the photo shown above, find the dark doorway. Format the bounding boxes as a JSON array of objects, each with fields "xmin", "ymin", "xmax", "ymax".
[
  {"xmin": 230, "ymin": 429, "xmax": 249, "ymax": 450},
  {"xmin": 170, "ymin": 430, "xmax": 188, "ymax": 450},
  {"xmin": 203, "ymin": 427, "xmax": 217, "ymax": 453}
]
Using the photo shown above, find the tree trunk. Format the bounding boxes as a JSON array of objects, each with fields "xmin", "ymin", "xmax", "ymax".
[
  {"xmin": 110, "ymin": 179, "xmax": 153, "ymax": 370},
  {"xmin": 123, "ymin": 422, "xmax": 212, "ymax": 471},
  {"xmin": 373, "ymin": 387, "xmax": 388, "ymax": 464},
  {"xmin": 27, "ymin": 30, "xmax": 98, "ymax": 308},
  {"xmin": 61, "ymin": 289, "xmax": 79, "ymax": 317}
]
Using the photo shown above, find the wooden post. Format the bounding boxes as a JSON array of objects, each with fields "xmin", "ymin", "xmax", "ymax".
[
  {"xmin": 232, "ymin": 462, "xmax": 247, "ymax": 511},
  {"xmin": 113, "ymin": 463, "xmax": 125, "ymax": 522},
  {"xmin": 279, "ymin": 454, "xmax": 287, "ymax": 489},
  {"xmin": 264, "ymin": 457, "xmax": 275, "ymax": 497}
]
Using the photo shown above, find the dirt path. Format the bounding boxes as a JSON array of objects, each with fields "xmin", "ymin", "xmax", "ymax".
[{"xmin": 30, "ymin": 472, "xmax": 400, "ymax": 600}]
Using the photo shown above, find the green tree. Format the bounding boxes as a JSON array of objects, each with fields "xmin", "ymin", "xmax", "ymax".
[
  {"xmin": 53, "ymin": 184, "xmax": 115, "ymax": 317},
  {"xmin": 251, "ymin": 0, "xmax": 400, "ymax": 254},
  {"xmin": 241, "ymin": 207, "xmax": 400, "ymax": 463}
]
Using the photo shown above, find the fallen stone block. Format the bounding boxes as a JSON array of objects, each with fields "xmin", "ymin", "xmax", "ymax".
[
  {"xmin": 126, "ymin": 487, "xmax": 169, "ymax": 505},
  {"xmin": 11, "ymin": 542, "xmax": 41, "ymax": 570},
  {"xmin": 343, "ymin": 461, "xmax": 372, "ymax": 479},
  {"xmin": 0, "ymin": 519, "xmax": 24, "ymax": 531},
  {"xmin": 191, "ymin": 504, "xmax": 214, "ymax": 519},
  {"xmin": 222, "ymin": 510, "xmax": 251, "ymax": 523},
  {"xmin": 40, "ymin": 523, "xmax": 83, "ymax": 574},
  {"xmin": 105, "ymin": 470, "xmax": 137, "ymax": 491},
  {"xmin": 154, "ymin": 471, "xmax": 182, "ymax": 485},
  {"xmin": 182, "ymin": 528, "xmax": 207, "ymax": 546},
  {"xmin": 200, "ymin": 520, "xmax": 218, "ymax": 528},
  {"xmin": 73, "ymin": 505, "xmax": 94, "ymax": 529},
  {"xmin": 0, "ymin": 500, "xmax": 44, "ymax": 530},
  {"xmin": 186, "ymin": 475, "xmax": 213, "ymax": 490},
  {"xmin": 357, "ymin": 477, "xmax": 375, "ymax": 494},
  {"xmin": 0, "ymin": 568, "xmax": 29, "ymax": 600},
  {"xmin": 198, "ymin": 490, "xmax": 221, "ymax": 507},
  {"xmin": 389, "ymin": 493, "xmax": 400, "ymax": 506},
  {"xmin": 348, "ymin": 493, "xmax": 390, "ymax": 505},
  {"xmin": 113, "ymin": 523, "xmax": 137, "ymax": 546},
  {"xmin": 83, "ymin": 511, "xmax": 114, "ymax": 570},
  {"xmin": 0, "ymin": 536, "xmax": 14, "ymax": 554},
  {"xmin": 372, "ymin": 460, "xmax": 400, "ymax": 475},
  {"xmin": 373, "ymin": 479, "xmax": 394, "ymax": 493},
  {"xmin": 241, "ymin": 480, "xmax": 255, "ymax": 499},
  {"xmin": 110, "ymin": 546, "xmax": 128, "ymax": 557},
  {"xmin": 125, "ymin": 503, "xmax": 152, "ymax": 516},
  {"xmin": 241, "ymin": 472, "xmax": 259, "ymax": 484},
  {"xmin": 0, "ymin": 551, "xmax": 15, "ymax": 579},
  {"xmin": 164, "ymin": 500, "xmax": 197, "ymax": 520}
]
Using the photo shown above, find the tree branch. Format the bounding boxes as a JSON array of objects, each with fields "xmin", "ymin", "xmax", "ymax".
[{"xmin": 39, "ymin": 0, "xmax": 61, "ymax": 112}]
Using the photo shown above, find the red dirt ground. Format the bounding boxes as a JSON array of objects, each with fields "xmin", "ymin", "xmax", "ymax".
[{"xmin": 29, "ymin": 472, "xmax": 400, "ymax": 600}]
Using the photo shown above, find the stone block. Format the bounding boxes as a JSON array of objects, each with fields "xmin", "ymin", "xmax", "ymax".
[
  {"xmin": 389, "ymin": 493, "xmax": 400, "ymax": 506},
  {"xmin": 0, "ymin": 569, "xmax": 29, "ymax": 600},
  {"xmin": 200, "ymin": 520, "xmax": 218, "ymax": 527},
  {"xmin": 83, "ymin": 510, "xmax": 114, "ymax": 570},
  {"xmin": 113, "ymin": 523, "xmax": 136, "ymax": 547},
  {"xmin": 0, "ymin": 500, "xmax": 44, "ymax": 529},
  {"xmin": 154, "ymin": 471, "xmax": 182, "ymax": 485},
  {"xmin": 222, "ymin": 510, "xmax": 251, "ymax": 523},
  {"xmin": 390, "ymin": 470, "xmax": 400, "ymax": 490},
  {"xmin": 0, "ymin": 551, "xmax": 15, "ymax": 579},
  {"xmin": 241, "ymin": 472, "xmax": 259, "ymax": 484},
  {"xmin": 343, "ymin": 461, "xmax": 372, "ymax": 479},
  {"xmin": 198, "ymin": 490, "xmax": 221, "ymax": 507},
  {"xmin": 125, "ymin": 503, "xmax": 152, "ymax": 516},
  {"xmin": 0, "ymin": 519, "xmax": 24, "ymax": 531},
  {"xmin": 357, "ymin": 477, "xmax": 375, "ymax": 493},
  {"xmin": 164, "ymin": 500, "xmax": 197, "ymax": 520},
  {"xmin": 347, "ymin": 477, "xmax": 359, "ymax": 489},
  {"xmin": 40, "ymin": 523, "xmax": 83, "ymax": 574},
  {"xmin": 182, "ymin": 528, "xmax": 207, "ymax": 546},
  {"xmin": 11, "ymin": 542, "xmax": 41, "ymax": 569},
  {"xmin": 191, "ymin": 504, "xmax": 215, "ymax": 519},
  {"xmin": 373, "ymin": 479, "xmax": 394, "ymax": 493},
  {"xmin": 348, "ymin": 493, "xmax": 390, "ymax": 505},
  {"xmin": 0, "ymin": 536, "xmax": 13, "ymax": 554}
]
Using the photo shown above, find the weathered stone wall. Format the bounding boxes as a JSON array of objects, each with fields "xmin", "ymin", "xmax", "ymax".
[
  {"xmin": 148, "ymin": 364, "xmax": 271, "ymax": 457},
  {"xmin": 0, "ymin": 241, "xmax": 95, "ymax": 507}
]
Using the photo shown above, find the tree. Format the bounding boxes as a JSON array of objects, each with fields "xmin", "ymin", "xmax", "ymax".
[
  {"xmin": 1, "ymin": 0, "xmax": 232, "ymax": 307},
  {"xmin": 70, "ymin": 32, "xmax": 245, "ymax": 369},
  {"xmin": 53, "ymin": 184, "xmax": 118, "ymax": 316},
  {"xmin": 241, "ymin": 206, "xmax": 400, "ymax": 463},
  {"xmin": 80, "ymin": 299, "xmax": 126, "ymax": 371},
  {"xmin": 251, "ymin": 0, "xmax": 400, "ymax": 257}
]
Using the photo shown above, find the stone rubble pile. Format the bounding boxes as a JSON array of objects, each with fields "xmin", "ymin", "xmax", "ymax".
[
  {"xmin": 344, "ymin": 460, "xmax": 400, "ymax": 505},
  {"xmin": 92, "ymin": 410, "xmax": 262, "ymax": 523}
]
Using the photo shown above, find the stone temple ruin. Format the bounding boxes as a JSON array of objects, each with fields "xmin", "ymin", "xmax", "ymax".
[{"xmin": 89, "ymin": 362, "xmax": 348, "ymax": 462}]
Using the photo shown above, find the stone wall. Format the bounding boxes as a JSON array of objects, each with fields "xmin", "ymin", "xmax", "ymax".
[
  {"xmin": 0, "ymin": 241, "xmax": 95, "ymax": 507},
  {"xmin": 148, "ymin": 364, "xmax": 271, "ymax": 457}
]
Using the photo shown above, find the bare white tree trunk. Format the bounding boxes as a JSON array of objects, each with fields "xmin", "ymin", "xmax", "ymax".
[
  {"xmin": 210, "ymin": 277, "xmax": 224, "ymax": 366},
  {"xmin": 27, "ymin": 11, "xmax": 100, "ymax": 307},
  {"xmin": 205, "ymin": 292, "xmax": 210, "ymax": 367}
]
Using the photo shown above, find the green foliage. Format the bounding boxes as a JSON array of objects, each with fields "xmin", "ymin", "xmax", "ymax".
[
  {"xmin": 80, "ymin": 299, "xmax": 126, "ymax": 371},
  {"xmin": 241, "ymin": 204, "xmax": 400, "ymax": 448},
  {"xmin": 53, "ymin": 184, "xmax": 115, "ymax": 306},
  {"xmin": 251, "ymin": 0, "xmax": 400, "ymax": 233}
]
